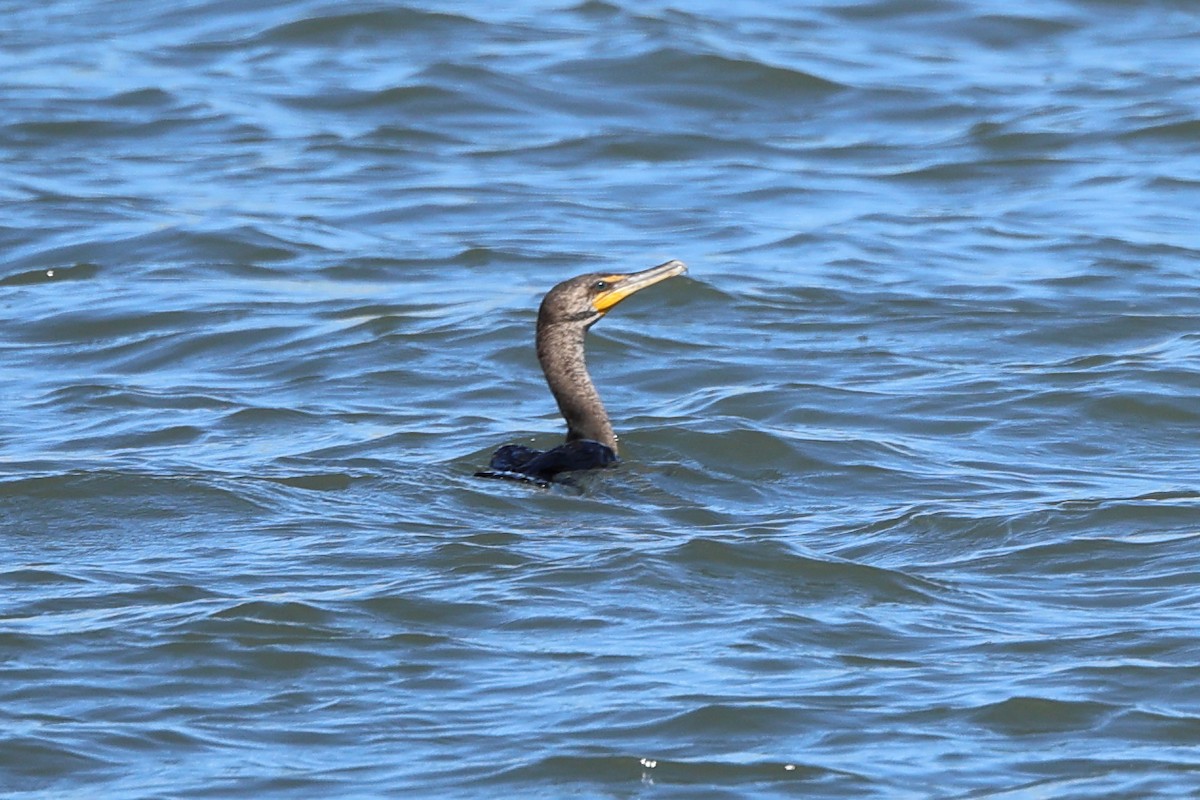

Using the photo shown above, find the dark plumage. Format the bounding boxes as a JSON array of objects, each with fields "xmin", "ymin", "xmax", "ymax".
[{"xmin": 475, "ymin": 260, "xmax": 687, "ymax": 486}]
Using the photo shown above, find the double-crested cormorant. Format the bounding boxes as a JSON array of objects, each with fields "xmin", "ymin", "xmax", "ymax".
[{"xmin": 476, "ymin": 259, "xmax": 687, "ymax": 486}]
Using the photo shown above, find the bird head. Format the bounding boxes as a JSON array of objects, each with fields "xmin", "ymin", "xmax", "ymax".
[{"xmin": 539, "ymin": 260, "xmax": 687, "ymax": 328}]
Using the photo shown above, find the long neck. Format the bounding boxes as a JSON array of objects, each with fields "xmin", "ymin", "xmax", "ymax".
[{"xmin": 535, "ymin": 321, "xmax": 617, "ymax": 452}]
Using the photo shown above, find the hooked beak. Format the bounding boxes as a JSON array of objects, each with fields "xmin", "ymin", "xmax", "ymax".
[{"xmin": 592, "ymin": 260, "xmax": 687, "ymax": 313}]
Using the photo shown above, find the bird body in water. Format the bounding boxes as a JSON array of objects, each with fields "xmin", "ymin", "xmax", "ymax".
[{"xmin": 476, "ymin": 259, "xmax": 687, "ymax": 486}]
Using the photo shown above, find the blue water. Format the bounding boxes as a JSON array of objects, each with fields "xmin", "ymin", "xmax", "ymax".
[{"xmin": 3, "ymin": 1, "xmax": 1200, "ymax": 797}]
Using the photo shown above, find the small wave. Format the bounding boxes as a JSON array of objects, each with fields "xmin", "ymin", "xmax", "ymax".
[
  {"xmin": 556, "ymin": 46, "xmax": 847, "ymax": 105},
  {"xmin": 357, "ymin": 592, "xmax": 505, "ymax": 628},
  {"xmin": 257, "ymin": 7, "xmax": 485, "ymax": 46},
  {"xmin": 0, "ymin": 736, "xmax": 114, "ymax": 791},
  {"xmin": 260, "ymin": 472, "xmax": 355, "ymax": 492},
  {"xmin": 474, "ymin": 130, "xmax": 778, "ymax": 165},
  {"xmin": 4, "ymin": 225, "xmax": 299, "ymax": 276},
  {"xmin": 0, "ymin": 469, "xmax": 268, "ymax": 522},
  {"xmin": 826, "ymin": 4, "xmax": 1079, "ymax": 45},
  {"xmin": 968, "ymin": 695, "xmax": 1117, "ymax": 735},
  {"xmin": 104, "ymin": 87, "xmax": 176, "ymax": 108},
  {"xmin": 1121, "ymin": 118, "xmax": 1200, "ymax": 142},
  {"xmin": 220, "ymin": 406, "xmax": 325, "ymax": 429},
  {"xmin": 492, "ymin": 752, "xmax": 856, "ymax": 789},
  {"xmin": 276, "ymin": 84, "xmax": 476, "ymax": 113},
  {"xmin": 663, "ymin": 535, "xmax": 947, "ymax": 606},
  {"xmin": 208, "ymin": 598, "xmax": 336, "ymax": 626},
  {"xmin": 0, "ymin": 261, "xmax": 99, "ymax": 286},
  {"xmin": 1087, "ymin": 390, "xmax": 1200, "ymax": 425},
  {"xmin": 0, "ymin": 567, "xmax": 89, "ymax": 586}
]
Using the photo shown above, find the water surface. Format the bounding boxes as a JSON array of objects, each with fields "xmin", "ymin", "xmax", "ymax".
[{"xmin": 3, "ymin": 1, "xmax": 1200, "ymax": 797}]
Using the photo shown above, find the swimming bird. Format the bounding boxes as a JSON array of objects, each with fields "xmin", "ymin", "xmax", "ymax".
[{"xmin": 476, "ymin": 259, "xmax": 687, "ymax": 486}]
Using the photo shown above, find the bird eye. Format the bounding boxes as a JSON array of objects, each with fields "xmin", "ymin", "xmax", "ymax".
[{"xmin": 592, "ymin": 280, "xmax": 609, "ymax": 291}]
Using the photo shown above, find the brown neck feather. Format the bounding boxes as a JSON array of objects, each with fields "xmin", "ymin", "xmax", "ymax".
[{"xmin": 535, "ymin": 320, "xmax": 617, "ymax": 452}]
